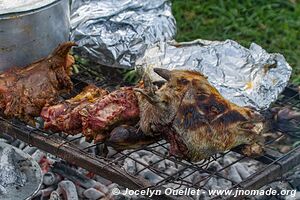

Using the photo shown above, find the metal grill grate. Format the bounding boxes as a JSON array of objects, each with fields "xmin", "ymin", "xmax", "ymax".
[{"xmin": 0, "ymin": 65, "xmax": 300, "ymax": 200}]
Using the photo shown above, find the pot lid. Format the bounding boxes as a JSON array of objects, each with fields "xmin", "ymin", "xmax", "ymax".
[{"xmin": 0, "ymin": 0, "xmax": 58, "ymax": 15}]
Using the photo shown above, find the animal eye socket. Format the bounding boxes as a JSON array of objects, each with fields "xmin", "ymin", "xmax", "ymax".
[
  {"xmin": 210, "ymin": 106, "xmax": 219, "ymax": 113},
  {"xmin": 197, "ymin": 94, "xmax": 208, "ymax": 101},
  {"xmin": 178, "ymin": 78, "xmax": 189, "ymax": 85},
  {"xmin": 240, "ymin": 123, "xmax": 255, "ymax": 129}
]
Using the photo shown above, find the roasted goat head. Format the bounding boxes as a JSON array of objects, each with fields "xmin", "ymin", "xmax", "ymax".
[
  {"xmin": 0, "ymin": 42, "xmax": 76, "ymax": 123},
  {"xmin": 135, "ymin": 69, "xmax": 265, "ymax": 161}
]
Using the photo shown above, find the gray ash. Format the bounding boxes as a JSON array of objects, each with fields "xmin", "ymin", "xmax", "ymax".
[{"xmin": 0, "ymin": 146, "xmax": 27, "ymax": 194}]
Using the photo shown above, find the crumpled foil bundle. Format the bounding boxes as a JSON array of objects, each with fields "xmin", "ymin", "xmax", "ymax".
[
  {"xmin": 70, "ymin": 0, "xmax": 292, "ymax": 110},
  {"xmin": 70, "ymin": 0, "xmax": 176, "ymax": 68},
  {"xmin": 136, "ymin": 39, "xmax": 292, "ymax": 110}
]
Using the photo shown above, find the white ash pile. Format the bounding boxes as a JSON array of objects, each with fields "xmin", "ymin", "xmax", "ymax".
[
  {"xmin": 1, "ymin": 137, "xmax": 119, "ymax": 200},
  {"xmin": 0, "ymin": 144, "xmax": 27, "ymax": 195}
]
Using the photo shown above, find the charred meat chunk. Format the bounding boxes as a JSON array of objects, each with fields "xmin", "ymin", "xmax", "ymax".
[
  {"xmin": 41, "ymin": 86, "xmax": 141, "ymax": 144},
  {"xmin": 41, "ymin": 85, "xmax": 108, "ymax": 134},
  {"xmin": 81, "ymin": 87, "xmax": 140, "ymax": 142},
  {"xmin": 0, "ymin": 42, "xmax": 76, "ymax": 123}
]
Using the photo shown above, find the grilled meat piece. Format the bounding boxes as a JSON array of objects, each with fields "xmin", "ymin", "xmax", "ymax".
[
  {"xmin": 41, "ymin": 85, "xmax": 108, "ymax": 134},
  {"xmin": 135, "ymin": 69, "xmax": 265, "ymax": 161},
  {"xmin": 0, "ymin": 42, "xmax": 76, "ymax": 123},
  {"xmin": 80, "ymin": 87, "xmax": 140, "ymax": 142},
  {"xmin": 41, "ymin": 85, "xmax": 156, "ymax": 148}
]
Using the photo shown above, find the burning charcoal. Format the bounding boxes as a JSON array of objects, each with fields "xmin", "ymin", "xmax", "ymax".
[
  {"xmin": 46, "ymin": 153, "xmax": 59, "ymax": 164},
  {"xmin": 227, "ymin": 165, "xmax": 243, "ymax": 183},
  {"xmin": 31, "ymin": 150, "xmax": 46, "ymax": 163},
  {"xmin": 83, "ymin": 188, "xmax": 105, "ymax": 199},
  {"xmin": 22, "ymin": 145, "xmax": 37, "ymax": 155},
  {"xmin": 43, "ymin": 172, "xmax": 62, "ymax": 186},
  {"xmin": 123, "ymin": 158, "xmax": 137, "ymax": 174},
  {"xmin": 285, "ymin": 192, "xmax": 300, "ymax": 200},
  {"xmin": 87, "ymin": 146, "xmax": 97, "ymax": 155},
  {"xmin": 135, "ymin": 150, "xmax": 151, "ymax": 157},
  {"xmin": 206, "ymin": 177, "xmax": 218, "ymax": 190},
  {"xmin": 106, "ymin": 147, "xmax": 118, "ymax": 158},
  {"xmin": 75, "ymin": 186, "xmax": 86, "ymax": 198},
  {"xmin": 52, "ymin": 162, "xmax": 99, "ymax": 189},
  {"xmin": 209, "ymin": 160, "xmax": 222, "ymax": 170},
  {"xmin": 207, "ymin": 161, "xmax": 223, "ymax": 175},
  {"xmin": 217, "ymin": 178, "xmax": 232, "ymax": 190},
  {"xmin": 0, "ymin": 147, "xmax": 26, "ymax": 189},
  {"xmin": 139, "ymin": 169, "xmax": 163, "ymax": 184},
  {"xmin": 141, "ymin": 155, "xmax": 151, "ymax": 164},
  {"xmin": 78, "ymin": 138, "xmax": 91, "ymax": 149},
  {"xmin": 50, "ymin": 191, "xmax": 62, "ymax": 200},
  {"xmin": 34, "ymin": 186, "xmax": 56, "ymax": 199},
  {"xmin": 164, "ymin": 159, "xmax": 176, "ymax": 168},
  {"xmin": 235, "ymin": 162, "xmax": 251, "ymax": 179},
  {"xmin": 164, "ymin": 166, "xmax": 177, "ymax": 175},
  {"xmin": 135, "ymin": 160, "xmax": 148, "ymax": 172},
  {"xmin": 181, "ymin": 170, "xmax": 195, "ymax": 184},
  {"xmin": 122, "ymin": 151, "xmax": 138, "ymax": 159},
  {"xmin": 18, "ymin": 142, "xmax": 26, "ymax": 150},
  {"xmin": 195, "ymin": 190, "xmax": 209, "ymax": 200},
  {"xmin": 11, "ymin": 140, "xmax": 21, "ymax": 147},
  {"xmin": 56, "ymin": 181, "xmax": 79, "ymax": 200},
  {"xmin": 91, "ymin": 181, "xmax": 109, "ymax": 194},
  {"xmin": 147, "ymin": 154, "xmax": 161, "ymax": 165},
  {"xmin": 218, "ymin": 178, "xmax": 232, "ymax": 190},
  {"xmin": 95, "ymin": 175, "xmax": 112, "ymax": 186},
  {"xmin": 157, "ymin": 160, "xmax": 166, "ymax": 171},
  {"xmin": 153, "ymin": 144, "xmax": 169, "ymax": 156},
  {"xmin": 107, "ymin": 183, "xmax": 119, "ymax": 191}
]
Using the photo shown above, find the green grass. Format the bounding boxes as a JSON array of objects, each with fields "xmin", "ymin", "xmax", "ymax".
[{"xmin": 171, "ymin": 0, "xmax": 300, "ymax": 83}]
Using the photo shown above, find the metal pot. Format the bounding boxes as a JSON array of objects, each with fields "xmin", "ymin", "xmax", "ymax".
[{"xmin": 0, "ymin": 0, "xmax": 70, "ymax": 71}]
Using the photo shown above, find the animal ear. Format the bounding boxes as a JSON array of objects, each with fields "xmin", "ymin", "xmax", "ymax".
[
  {"xmin": 51, "ymin": 42, "xmax": 77, "ymax": 58},
  {"xmin": 154, "ymin": 68, "xmax": 171, "ymax": 81},
  {"xmin": 134, "ymin": 88, "xmax": 161, "ymax": 105}
]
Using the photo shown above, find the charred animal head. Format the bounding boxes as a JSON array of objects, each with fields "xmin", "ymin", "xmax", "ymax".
[{"xmin": 135, "ymin": 68, "xmax": 265, "ymax": 161}]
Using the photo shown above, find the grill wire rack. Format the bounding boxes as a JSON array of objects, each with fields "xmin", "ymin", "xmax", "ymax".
[{"xmin": 1, "ymin": 64, "xmax": 300, "ymax": 200}]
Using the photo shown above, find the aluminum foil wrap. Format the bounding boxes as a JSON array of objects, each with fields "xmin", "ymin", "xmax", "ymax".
[
  {"xmin": 136, "ymin": 39, "xmax": 292, "ymax": 110},
  {"xmin": 70, "ymin": 0, "xmax": 176, "ymax": 68}
]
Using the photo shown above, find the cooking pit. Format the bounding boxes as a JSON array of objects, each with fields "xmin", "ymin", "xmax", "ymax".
[{"xmin": 0, "ymin": 63, "xmax": 299, "ymax": 200}]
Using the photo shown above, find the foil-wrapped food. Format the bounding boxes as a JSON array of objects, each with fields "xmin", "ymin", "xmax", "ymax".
[
  {"xmin": 70, "ymin": 0, "xmax": 291, "ymax": 111},
  {"xmin": 70, "ymin": 0, "xmax": 176, "ymax": 68},
  {"xmin": 136, "ymin": 39, "xmax": 292, "ymax": 111}
]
